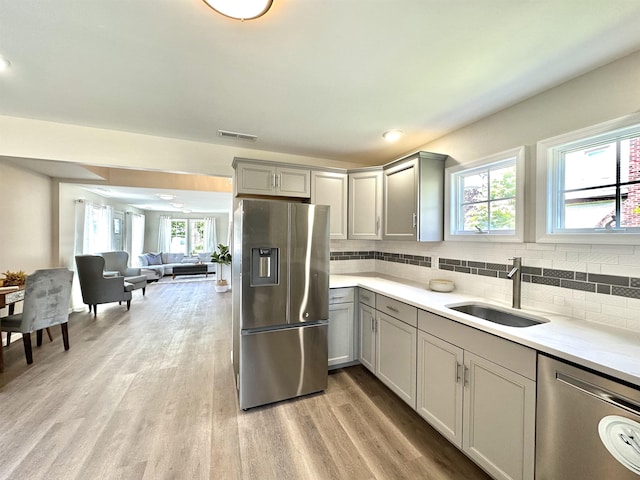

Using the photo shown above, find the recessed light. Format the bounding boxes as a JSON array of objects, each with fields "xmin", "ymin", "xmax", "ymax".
[
  {"xmin": 182, "ymin": 209, "xmax": 192, "ymax": 214},
  {"xmin": 383, "ymin": 130, "xmax": 404, "ymax": 142},
  {"xmin": 157, "ymin": 194, "xmax": 175, "ymax": 200},
  {"xmin": 0, "ymin": 57, "xmax": 11, "ymax": 71},
  {"xmin": 171, "ymin": 202, "xmax": 184, "ymax": 208}
]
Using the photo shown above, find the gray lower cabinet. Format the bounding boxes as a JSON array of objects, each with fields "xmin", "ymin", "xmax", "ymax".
[
  {"xmin": 358, "ymin": 292, "xmax": 418, "ymax": 409},
  {"xmin": 358, "ymin": 302, "xmax": 376, "ymax": 372},
  {"xmin": 417, "ymin": 310, "xmax": 536, "ymax": 480},
  {"xmin": 328, "ymin": 288, "xmax": 355, "ymax": 368}
]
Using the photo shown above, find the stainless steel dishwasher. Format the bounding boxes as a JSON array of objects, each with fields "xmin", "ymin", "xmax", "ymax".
[{"xmin": 536, "ymin": 354, "xmax": 640, "ymax": 479}]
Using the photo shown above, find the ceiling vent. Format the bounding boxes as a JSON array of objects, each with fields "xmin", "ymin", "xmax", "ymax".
[{"xmin": 218, "ymin": 130, "xmax": 257, "ymax": 142}]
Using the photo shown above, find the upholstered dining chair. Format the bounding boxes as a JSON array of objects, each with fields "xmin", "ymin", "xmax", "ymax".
[
  {"xmin": 0, "ymin": 268, "xmax": 74, "ymax": 365},
  {"xmin": 75, "ymin": 255, "xmax": 135, "ymax": 316}
]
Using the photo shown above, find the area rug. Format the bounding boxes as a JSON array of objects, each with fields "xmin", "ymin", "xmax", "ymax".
[{"xmin": 156, "ymin": 275, "xmax": 218, "ymax": 284}]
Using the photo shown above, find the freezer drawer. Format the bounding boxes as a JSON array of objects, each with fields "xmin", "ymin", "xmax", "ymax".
[{"xmin": 239, "ymin": 323, "xmax": 328, "ymax": 409}]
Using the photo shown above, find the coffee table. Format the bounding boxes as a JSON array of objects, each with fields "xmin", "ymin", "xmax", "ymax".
[{"xmin": 171, "ymin": 264, "xmax": 209, "ymax": 279}]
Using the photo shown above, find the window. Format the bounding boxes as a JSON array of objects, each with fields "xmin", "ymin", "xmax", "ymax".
[
  {"xmin": 537, "ymin": 113, "xmax": 640, "ymax": 243},
  {"xmin": 445, "ymin": 147, "xmax": 525, "ymax": 242},
  {"xmin": 168, "ymin": 218, "xmax": 207, "ymax": 255}
]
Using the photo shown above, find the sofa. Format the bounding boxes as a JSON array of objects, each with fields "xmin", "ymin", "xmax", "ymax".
[{"xmin": 137, "ymin": 252, "xmax": 216, "ymax": 278}]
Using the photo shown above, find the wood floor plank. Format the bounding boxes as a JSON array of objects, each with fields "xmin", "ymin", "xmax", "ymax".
[{"xmin": 0, "ymin": 280, "xmax": 491, "ymax": 480}]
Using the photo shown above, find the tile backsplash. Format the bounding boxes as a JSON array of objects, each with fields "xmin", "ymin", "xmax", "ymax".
[{"xmin": 330, "ymin": 239, "xmax": 640, "ymax": 332}]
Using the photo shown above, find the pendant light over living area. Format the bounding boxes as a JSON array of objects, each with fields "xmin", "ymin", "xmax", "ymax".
[{"xmin": 202, "ymin": 0, "xmax": 273, "ymax": 20}]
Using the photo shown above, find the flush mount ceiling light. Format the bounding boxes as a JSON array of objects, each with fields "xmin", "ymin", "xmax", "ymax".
[
  {"xmin": 0, "ymin": 57, "xmax": 10, "ymax": 71},
  {"xmin": 383, "ymin": 130, "xmax": 404, "ymax": 142},
  {"xmin": 202, "ymin": 0, "xmax": 273, "ymax": 20}
]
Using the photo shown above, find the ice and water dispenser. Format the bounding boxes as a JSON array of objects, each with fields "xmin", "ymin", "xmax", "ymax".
[{"xmin": 250, "ymin": 247, "xmax": 278, "ymax": 286}]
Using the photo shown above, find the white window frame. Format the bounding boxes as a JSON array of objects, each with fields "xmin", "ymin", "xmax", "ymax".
[
  {"xmin": 536, "ymin": 112, "xmax": 640, "ymax": 244},
  {"xmin": 445, "ymin": 146, "xmax": 525, "ymax": 243}
]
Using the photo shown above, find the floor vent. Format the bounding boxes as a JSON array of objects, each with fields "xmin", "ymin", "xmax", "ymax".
[{"xmin": 218, "ymin": 130, "xmax": 257, "ymax": 142}]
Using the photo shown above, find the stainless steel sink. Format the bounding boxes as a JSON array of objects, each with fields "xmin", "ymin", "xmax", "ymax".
[{"xmin": 446, "ymin": 302, "xmax": 548, "ymax": 328}]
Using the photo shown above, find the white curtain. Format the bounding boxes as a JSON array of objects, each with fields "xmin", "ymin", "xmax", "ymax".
[
  {"xmin": 157, "ymin": 215, "xmax": 172, "ymax": 252},
  {"xmin": 130, "ymin": 213, "xmax": 146, "ymax": 264},
  {"xmin": 204, "ymin": 216, "xmax": 218, "ymax": 252},
  {"xmin": 82, "ymin": 203, "xmax": 112, "ymax": 254}
]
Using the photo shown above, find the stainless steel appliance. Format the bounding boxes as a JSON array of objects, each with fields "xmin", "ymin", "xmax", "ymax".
[
  {"xmin": 232, "ymin": 199, "xmax": 330, "ymax": 410},
  {"xmin": 536, "ymin": 354, "xmax": 640, "ymax": 479}
]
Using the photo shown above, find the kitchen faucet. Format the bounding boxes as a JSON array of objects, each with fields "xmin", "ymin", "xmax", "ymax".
[{"xmin": 506, "ymin": 257, "xmax": 522, "ymax": 309}]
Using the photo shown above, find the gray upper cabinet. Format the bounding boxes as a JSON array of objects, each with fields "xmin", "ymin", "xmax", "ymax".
[
  {"xmin": 348, "ymin": 169, "xmax": 383, "ymax": 240},
  {"xmin": 311, "ymin": 170, "xmax": 348, "ymax": 240},
  {"xmin": 383, "ymin": 151, "xmax": 447, "ymax": 241},
  {"xmin": 234, "ymin": 159, "xmax": 311, "ymax": 198}
]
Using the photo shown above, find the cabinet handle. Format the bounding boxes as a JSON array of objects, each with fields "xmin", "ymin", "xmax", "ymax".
[
  {"xmin": 271, "ymin": 173, "xmax": 277, "ymax": 188},
  {"xmin": 456, "ymin": 363, "xmax": 463, "ymax": 383},
  {"xmin": 276, "ymin": 173, "xmax": 280, "ymax": 188},
  {"xmin": 361, "ymin": 295, "xmax": 370, "ymax": 302},
  {"xmin": 376, "ymin": 216, "xmax": 380, "ymax": 234},
  {"xmin": 385, "ymin": 305, "xmax": 399, "ymax": 313},
  {"xmin": 463, "ymin": 365, "xmax": 469, "ymax": 386},
  {"xmin": 412, "ymin": 213, "xmax": 417, "ymax": 228},
  {"xmin": 330, "ymin": 296, "xmax": 345, "ymax": 302}
]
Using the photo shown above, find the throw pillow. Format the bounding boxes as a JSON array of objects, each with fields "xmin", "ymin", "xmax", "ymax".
[
  {"xmin": 146, "ymin": 252, "xmax": 163, "ymax": 265},
  {"xmin": 138, "ymin": 254, "xmax": 149, "ymax": 267}
]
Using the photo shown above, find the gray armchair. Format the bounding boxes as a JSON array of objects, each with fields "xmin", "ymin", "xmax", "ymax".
[
  {"xmin": 0, "ymin": 268, "xmax": 74, "ymax": 365},
  {"xmin": 99, "ymin": 251, "xmax": 147, "ymax": 295},
  {"xmin": 75, "ymin": 255, "xmax": 136, "ymax": 316}
]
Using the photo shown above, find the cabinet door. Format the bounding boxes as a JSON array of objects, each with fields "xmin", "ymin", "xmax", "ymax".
[
  {"xmin": 348, "ymin": 170, "xmax": 383, "ymax": 240},
  {"xmin": 277, "ymin": 167, "xmax": 311, "ymax": 198},
  {"xmin": 376, "ymin": 312, "xmax": 417, "ymax": 408},
  {"xmin": 383, "ymin": 159, "xmax": 418, "ymax": 240},
  {"xmin": 358, "ymin": 303, "xmax": 376, "ymax": 372},
  {"xmin": 463, "ymin": 352, "xmax": 535, "ymax": 480},
  {"xmin": 416, "ymin": 331, "xmax": 464, "ymax": 448},
  {"xmin": 312, "ymin": 171, "xmax": 348, "ymax": 239},
  {"xmin": 328, "ymin": 302, "xmax": 354, "ymax": 367},
  {"xmin": 236, "ymin": 163, "xmax": 276, "ymax": 195}
]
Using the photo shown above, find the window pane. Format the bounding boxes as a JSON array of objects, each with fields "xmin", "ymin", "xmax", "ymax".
[
  {"xmin": 463, "ymin": 204, "xmax": 488, "ymax": 231},
  {"xmin": 490, "ymin": 164, "xmax": 516, "ymax": 200},
  {"xmin": 489, "ymin": 199, "xmax": 516, "ymax": 230},
  {"xmin": 564, "ymin": 142, "xmax": 616, "ymax": 190},
  {"xmin": 621, "ymin": 183, "xmax": 640, "ymax": 227},
  {"xmin": 190, "ymin": 220, "xmax": 205, "ymax": 254},
  {"xmin": 461, "ymin": 172, "xmax": 488, "ymax": 203},
  {"xmin": 563, "ymin": 187, "xmax": 615, "ymax": 229},
  {"xmin": 170, "ymin": 220, "xmax": 187, "ymax": 254}
]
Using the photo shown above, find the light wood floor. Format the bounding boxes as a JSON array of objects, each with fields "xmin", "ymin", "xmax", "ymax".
[{"xmin": 0, "ymin": 280, "xmax": 491, "ymax": 480}]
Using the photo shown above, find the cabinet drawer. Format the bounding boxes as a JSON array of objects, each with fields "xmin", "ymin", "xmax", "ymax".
[
  {"xmin": 358, "ymin": 288, "xmax": 375, "ymax": 308},
  {"xmin": 376, "ymin": 295, "xmax": 417, "ymax": 327},
  {"xmin": 418, "ymin": 309, "xmax": 536, "ymax": 380},
  {"xmin": 329, "ymin": 287, "xmax": 354, "ymax": 304}
]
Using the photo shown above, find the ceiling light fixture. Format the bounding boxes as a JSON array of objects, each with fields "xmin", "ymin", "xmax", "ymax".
[
  {"xmin": 202, "ymin": 0, "xmax": 273, "ymax": 21},
  {"xmin": 171, "ymin": 202, "xmax": 185, "ymax": 208},
  {"xmin": 0, "ymin": 57, "xmax": 10, "ymax": 71},
  {"xmin": 383, "ymin": 130, "xmax": 404, "ymax": 142},
  {"xmin": 157, "ymin": 194, "xmax": 176, "ymax": 200},
  {"xmin": 182, "ymin": 209, "xmax": 192, "ymax": 214}
]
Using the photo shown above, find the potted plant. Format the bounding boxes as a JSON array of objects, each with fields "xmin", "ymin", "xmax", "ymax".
[{"xmin": 211, "ymin": 244, "xmax": 232, "ymax": 292}]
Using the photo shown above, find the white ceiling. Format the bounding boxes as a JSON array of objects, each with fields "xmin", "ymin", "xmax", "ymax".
[
  {"xmin": 80, "ymin": 184, "xmax": 232, "ymax": 213},
  {"xmin": 2, "ymin": 1, "xmax": 640, "ymax": 165}
]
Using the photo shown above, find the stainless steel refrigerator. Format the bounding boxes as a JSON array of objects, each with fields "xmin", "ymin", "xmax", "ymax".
[{"xmin": 232, "ymin": 199, "xmax": 330, "ymax": 410}]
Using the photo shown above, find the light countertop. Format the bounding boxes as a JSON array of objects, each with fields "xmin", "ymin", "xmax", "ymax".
[{"xmin": 330, "ymin": 273, "xmax": 640, "ymax": 387}]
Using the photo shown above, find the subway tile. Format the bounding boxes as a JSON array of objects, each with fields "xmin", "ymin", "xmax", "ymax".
[
  {"xmin": 532, "ymin": 276, "xmax": 561, "ymax": 287},
  {"xmin": 440, "ymin": 264, "xmax": 455, "ymax": 271},
  {"xmin": 486, "ymin": 262, "xmax": 507, "ymax": 271},
  {"xmin": 587, "ymin": 273, "xmax": 629, "ymax": 287},
  {"xmin": 477, "ymin": 269, "xmax": 498, "ymax": 277},
  {"xmin": 522, "ymin": 266, "xmax": 542, "ymax": 275},
  {"xmin": 468, "ymin": 261, "xmax": 486, "ymax": 269},
  {"xmin": 597, "ymin": 284, "xmax": 611, "ymax": 295},
  {"xmin": 455, "ymin": 266, "xmax": 471, "ymax": 274},
  {"xmin": 542, "ymin": 268, "xmax": 574, "ymax": 279},
  {"xmin": 631, "ymin": 278, "xmax": 640, "ymax": 288},
  {"xmin": 559, "ymin": 279, "xmax": 596, "ymax": 292},
  {"xmin": 611, "ymin": 286, "xmax": 640, "ymax": 299}
]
